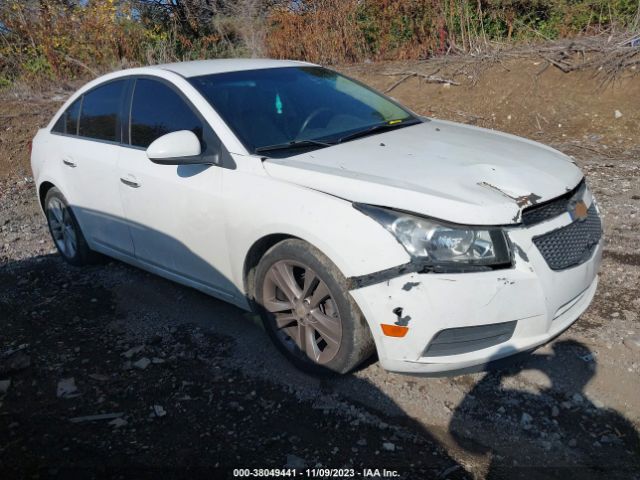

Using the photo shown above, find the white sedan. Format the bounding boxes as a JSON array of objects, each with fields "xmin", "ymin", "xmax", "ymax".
[{"xmin": 31, "ymin": 59, "xmax": 603, "ymax": 375}]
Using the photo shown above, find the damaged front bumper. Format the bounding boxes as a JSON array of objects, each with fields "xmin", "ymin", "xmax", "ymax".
[{"xmin": 349, "ymin": 194, "xmax": 604, "ymax": 375}]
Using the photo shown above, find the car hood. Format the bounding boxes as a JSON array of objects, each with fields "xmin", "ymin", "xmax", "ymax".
[{"xmin": 262, "ymin": 119, "xmax": 583, "ymax": 225}]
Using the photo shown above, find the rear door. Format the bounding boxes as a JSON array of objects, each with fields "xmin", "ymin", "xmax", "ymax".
[
  {"xmin": 50, "ymin": 79, "xmax": 134, "ymax": 257},
  {"xmin": 117, "ymin": 77, "xmax": 236, "ymax": 299}
]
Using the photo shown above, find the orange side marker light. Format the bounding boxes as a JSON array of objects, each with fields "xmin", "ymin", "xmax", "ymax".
[{"xmin": 381, "ymin": 324, "xmax": 409, "ymax": 337}]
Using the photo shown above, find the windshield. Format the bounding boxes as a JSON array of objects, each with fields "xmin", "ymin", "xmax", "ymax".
[{"xmin": 189, "ymin": 66, "xmax": 419, "ymax": 156}]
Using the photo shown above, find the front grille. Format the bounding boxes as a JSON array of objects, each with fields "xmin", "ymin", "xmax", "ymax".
[
  {"xmin": 532, "ymin": 204, "xmax": 602, "ymax": 270},
  {"xmin": 521, "ymin": 180, "xmax": 585, "ymax": 226}
]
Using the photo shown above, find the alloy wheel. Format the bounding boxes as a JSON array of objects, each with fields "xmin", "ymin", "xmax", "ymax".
[
  {"xmin": 262, "ymin": 260, "xmax": 343, "ymax": 364},
  {"xmin": 47, "ymin": 197, "xmax": 77, "ymax": 259}
]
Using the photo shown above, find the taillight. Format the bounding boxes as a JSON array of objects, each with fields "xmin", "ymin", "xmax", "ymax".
[{"xmin": 28, "ymin": 141, "xmax": 33, "ymax": 156}]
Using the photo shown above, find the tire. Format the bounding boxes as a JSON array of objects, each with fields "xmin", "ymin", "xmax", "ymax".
[
  {"xmin": 253, "ymin": 239, "xmax": 375, "ymax": 375},
  {"xmin": 44, "ymin": 187, "xmax": 97, "ymax": 266}
]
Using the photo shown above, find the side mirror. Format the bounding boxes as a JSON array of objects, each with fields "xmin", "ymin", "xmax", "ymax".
[{"xmin": 146, "ymin": 130, "xmax": 208, "ymax": 165}]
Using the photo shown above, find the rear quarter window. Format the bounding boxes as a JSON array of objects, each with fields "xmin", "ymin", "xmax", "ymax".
[{"xmin": 52, "ymin": 98, "xmax": 81, "ymax": 135}]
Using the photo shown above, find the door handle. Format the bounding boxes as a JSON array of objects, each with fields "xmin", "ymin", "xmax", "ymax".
[
  {"xmin": 62, "ymin": 158, "xmax": 76, "ymax": 168},
  {"xmin": 120, "ymin": 178, "xmax": 141, "ymax": 188}
]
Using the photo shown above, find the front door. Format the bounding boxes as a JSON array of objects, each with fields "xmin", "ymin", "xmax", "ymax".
[{"xmin": 117, "ymin": 77, "xmax": 236, "ymax": 300}]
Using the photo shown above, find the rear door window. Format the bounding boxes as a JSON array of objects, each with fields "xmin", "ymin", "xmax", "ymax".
[
  {"xmin": 78, "ymin": 80, "xmax": 127, "ymax": 142},
  {"xmin": 129, "ymin": 78, "xmax": 204, "ymax": 149}
]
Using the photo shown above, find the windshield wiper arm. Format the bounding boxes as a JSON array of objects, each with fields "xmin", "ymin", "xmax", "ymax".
[
  {"xmin": 255, "ymin": 139, "xmax": 333, "ymax": 154},
  {"xmin": 337, "ymin": 119, "xmax": 421, "ymax": 144}
]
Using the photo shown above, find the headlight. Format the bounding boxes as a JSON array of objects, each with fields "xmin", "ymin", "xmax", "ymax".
[{"xmin": 355, "ymin": 204, "xmax": 511, "ymax": 267}]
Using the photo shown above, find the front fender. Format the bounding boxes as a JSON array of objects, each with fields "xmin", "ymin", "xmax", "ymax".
[{"xmin": 223, "ymin": 169, "xmax": 410, "ymax": 293}]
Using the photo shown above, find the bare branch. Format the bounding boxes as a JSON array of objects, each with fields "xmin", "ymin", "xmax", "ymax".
[{"xmin": 383, "ymin": 71, "xmax": 460, "ymax": 93}]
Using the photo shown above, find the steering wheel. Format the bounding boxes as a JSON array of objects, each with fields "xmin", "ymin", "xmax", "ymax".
[{"xmin": 297, "ymin": 107, "xmax": 333, "ymax": 137}]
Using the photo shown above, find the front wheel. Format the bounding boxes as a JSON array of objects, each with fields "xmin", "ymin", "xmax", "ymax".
[
  {"xmin": 44, "ymin": 187, "xmax": 97, "ymax": 266},
  {"xmin": 254, "ymin": 239, "xmax": 375, "ymax": 375}
]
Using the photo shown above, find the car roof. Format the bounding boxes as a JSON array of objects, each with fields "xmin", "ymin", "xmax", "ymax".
[{"xmin": 149, "ymin": 58, "xmax": 315, "ymax": 78}]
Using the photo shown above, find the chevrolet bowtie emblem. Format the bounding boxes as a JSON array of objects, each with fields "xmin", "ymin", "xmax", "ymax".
[{"xmin": 572, "ymin": 200, "xmax": 588, "ymax": 221}]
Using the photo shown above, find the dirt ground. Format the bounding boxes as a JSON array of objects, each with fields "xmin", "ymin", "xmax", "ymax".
[{"xmin": 0, "ymin": 53, "xmax": 639, "ymax": 479}]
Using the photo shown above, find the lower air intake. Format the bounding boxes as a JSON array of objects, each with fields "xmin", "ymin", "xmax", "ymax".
[{"xmin": 423, "ymin": 321, "xmax": 517, "ymax": 357}]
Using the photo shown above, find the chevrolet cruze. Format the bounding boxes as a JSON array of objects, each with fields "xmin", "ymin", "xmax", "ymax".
[{"xmin": 30, "ymin": 59, "xmax": 603, "ymax": 374}]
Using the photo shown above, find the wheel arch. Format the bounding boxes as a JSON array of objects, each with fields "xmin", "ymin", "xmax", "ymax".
[
  {"xmin": 38, "ymin": 181, "xmax": 56, "ymax": 211},
  {"xmin": 244, "ymin": 232, "xmax": 378, "ymax": 373},
  {"xmin": 243, "ymin": 233, "xmax": 299, "ymax": 303}
]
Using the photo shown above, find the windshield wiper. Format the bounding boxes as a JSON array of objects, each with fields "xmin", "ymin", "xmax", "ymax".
[
  {"xmin": 336, "ymin": 119, "xmax": 421, "ymax": 144},
  {"xmin": 255, "ymin": 139, "xmax": 333, "ymax": 154}
]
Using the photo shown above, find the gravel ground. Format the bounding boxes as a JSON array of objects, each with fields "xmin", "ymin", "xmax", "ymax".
[{"xmin": 1, "ymin": 58, "xmax": 639, "ymax": 479}]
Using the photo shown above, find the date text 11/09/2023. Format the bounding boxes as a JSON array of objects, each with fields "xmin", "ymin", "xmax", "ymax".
[{"xmin": 233, "ymin": 468, "xmax": 400, "ymax": 478}]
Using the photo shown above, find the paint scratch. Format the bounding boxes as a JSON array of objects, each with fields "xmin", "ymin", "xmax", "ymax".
[
  {"xmin": 478, "ymin": 181, "xmax": 542, "ymax": 208},
  {"xmin": 402, "ymin": 281, "xmax": 421, "ymax": 291},
  {"xmin": 392, "ymin": 307, "xmax": 412, "ymax": 326}
]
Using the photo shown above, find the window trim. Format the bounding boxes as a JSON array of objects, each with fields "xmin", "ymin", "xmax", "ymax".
[
  {"xmin": 74, "ymin": 96, "xmax": 83, "ymax": 136},
  {"xmin": 120, "ymin": 78, "xmax": 135, "ymax": 146},
  {"xmin": 50, "ymin": 77, "xmax": 132, "ymax": 147},
  {"xmin": 47, "ymin": 73, "xmax": 229, "ymax": 167}
]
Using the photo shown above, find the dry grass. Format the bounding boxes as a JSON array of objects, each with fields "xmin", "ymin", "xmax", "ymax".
[
  {"xmin": 264, "ymin": 0, "xmax": 640, "ymax": 65},
  {"xmin": 1, "ymin": 0, "xmax": 638, "ymax": 87}
]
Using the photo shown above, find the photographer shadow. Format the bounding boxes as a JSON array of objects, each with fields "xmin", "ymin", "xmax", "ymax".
[{"xmin": 449, "ymin": 340, "xmax": 640, "ymax": 479}]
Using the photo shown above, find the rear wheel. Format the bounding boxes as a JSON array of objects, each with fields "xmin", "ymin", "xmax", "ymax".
[
  {"xmin": 254, "ymin": 239, "xmax": 374, "ymax": 374},
  {"xmin": 44, "ymin": 187, "xmax": 97, "ymax": 266}
]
